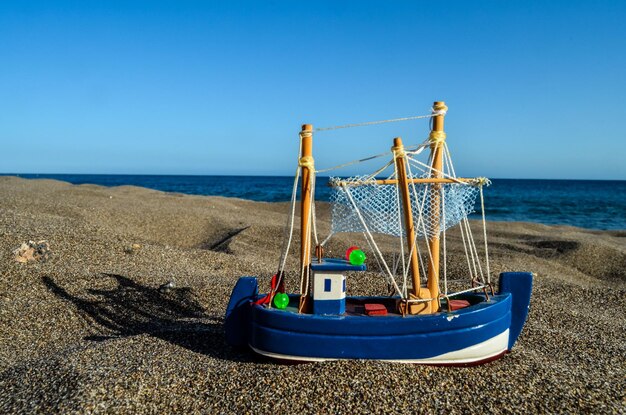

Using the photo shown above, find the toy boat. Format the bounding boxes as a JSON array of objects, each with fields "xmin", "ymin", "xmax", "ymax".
[{"xmin": 225, "ymin": 101, "xmax": 532, "ymax": 365}]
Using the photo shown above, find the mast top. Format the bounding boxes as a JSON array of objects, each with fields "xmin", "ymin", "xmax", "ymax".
[
  {"xmin": 433, "ymin": 101, "xmax": 448, "ymax": 112},
  {"xmin": 392, "ymin": 137, "xmax": 403, "ymax": 150}
]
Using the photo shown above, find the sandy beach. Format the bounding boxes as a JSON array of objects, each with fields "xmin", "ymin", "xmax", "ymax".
[{"xmin": 0, "ymin": 176, "xmax": 624, "ymax": 414}]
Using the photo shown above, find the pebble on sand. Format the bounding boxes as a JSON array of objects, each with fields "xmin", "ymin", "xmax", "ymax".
[{"xmin": 124, "ymin": 243, "xmax": 142, "ymax": 254}]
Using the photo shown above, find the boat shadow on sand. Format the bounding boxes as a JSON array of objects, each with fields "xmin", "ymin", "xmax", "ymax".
[{"xmin": 42, "ymin": 273, "xmax": 254, "ymax": 362}]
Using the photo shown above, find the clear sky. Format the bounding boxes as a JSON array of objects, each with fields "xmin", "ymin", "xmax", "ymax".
[{"xmin": 1, "ymin": 1, "xmax": 624, "ymax": 179}]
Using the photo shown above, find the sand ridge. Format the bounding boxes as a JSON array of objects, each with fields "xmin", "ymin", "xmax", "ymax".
[{"xmin": 0, "ymin": 176, "xmax": 624, "ymax": 414}]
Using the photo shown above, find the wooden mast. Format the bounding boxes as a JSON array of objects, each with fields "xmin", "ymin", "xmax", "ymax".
[
  {"xmin": 298, "ymin": 124, "xmax": 314, "ymax": 313},
  {"xmin": 393, "ymin": 137, "xmax": 432, "ymax": 315},
  {"xmin": 427, "ymin": 101, "xmax": 448, "ymax": 311}
]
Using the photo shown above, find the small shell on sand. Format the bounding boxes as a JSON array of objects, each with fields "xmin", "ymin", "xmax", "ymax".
[{"xmin": 13, "ymin": 240, "xmax": 51, "ymax": 263}]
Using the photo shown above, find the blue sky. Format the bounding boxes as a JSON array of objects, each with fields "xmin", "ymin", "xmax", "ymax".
[{"xmin": 1, "ymin": 1, "xmax": 624, "ymax": 179}]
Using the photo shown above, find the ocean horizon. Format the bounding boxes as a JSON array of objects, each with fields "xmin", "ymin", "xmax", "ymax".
[{"xmin": 3, "ymin": 173, "xmax": 625, "ymax": 231}]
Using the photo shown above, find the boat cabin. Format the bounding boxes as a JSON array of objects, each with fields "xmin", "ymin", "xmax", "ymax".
[{"xmin": 310, "ymin": 258, "xmax": 366, "ymax": 315}]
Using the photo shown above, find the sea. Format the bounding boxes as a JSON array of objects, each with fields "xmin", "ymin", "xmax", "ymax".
[{"xmin": 4, "ymin": 174, "xmax": 626, "ymax": 231}]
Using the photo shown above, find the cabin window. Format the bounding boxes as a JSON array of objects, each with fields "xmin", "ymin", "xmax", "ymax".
[
  {"xmin": 342, "ymin": 279, "xmax": 346, "ymax": 292},
  {"xmin": 324, "ymin": 278, "xmax": 331, "ymax": 292}
]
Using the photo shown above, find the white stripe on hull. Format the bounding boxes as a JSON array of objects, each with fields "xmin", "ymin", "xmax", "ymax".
[{"xmin": 251, "ymin": 329, "xmax": 510, "ymax": 364}]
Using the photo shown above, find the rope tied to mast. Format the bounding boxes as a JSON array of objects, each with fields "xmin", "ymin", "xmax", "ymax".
[
  {"xmin": 298, "ymin": 156, "xmax": 314, "ymax": 170},
  {"xmin": 391, "ymin": 146, "xmax": 406, "ymax": 159},
  {"xmin": 476, "ymin": 177, "xmax": 491, "ymax": 186},
  {"xmin": 428, "ymin": 131, "xmax": 447, "ymax": 146},
  {"xmin": 431, "ymin": 105, "xmax": 448, "ymax": 116},
  {"xmin": 299, "ymin": 130, "xmax": 315, "ymax": 169}
]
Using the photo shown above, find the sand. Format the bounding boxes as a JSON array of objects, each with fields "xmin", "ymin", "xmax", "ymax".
[{"xmin": 0, "ymin": 176, "xmax": 624, "ymax": 414}]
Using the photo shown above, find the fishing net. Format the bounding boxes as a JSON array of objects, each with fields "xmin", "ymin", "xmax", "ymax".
[{"xmin": 329, "ymin": 176, "xmax": 479, "ymax": 238}]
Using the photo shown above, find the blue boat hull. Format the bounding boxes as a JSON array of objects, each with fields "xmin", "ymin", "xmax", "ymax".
[{"xmin": 225, "ymin": 272, "xmax": 532, "ymax": 365}]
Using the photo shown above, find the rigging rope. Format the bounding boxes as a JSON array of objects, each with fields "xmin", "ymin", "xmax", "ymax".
[
  {"xmin": 315, "ymin": 151, "xmax": 391, "ymax": 174},
  {"xmin": 459, "ymin": 218, "xmax": 475, "ymax": 283},
  {"xmin": 342, "ymin": 184, "xmax": 403, "ymax": 297},
  {"xmin": 392, "ymin": 153, "xmax": 408, "ymax": 296},
  {"xmin": 316, "ymin": 143, "xmax": 427, "ymax": 175},
  {"xmin": 298, "ymin": 138, "xmax": 316, "ymax": 312},
  {"xmin": 298, "ymin": 185, "xmax": 314, "ymax": 313},
  {"xmin": 442, "ymin": 184, "xmax": 448, "ymax": 296},
  {"xmin": 480, "ymin": 185, "xmax": 491, "ymax": 284},
  {"xmin": 315, "ymin": 113, "xmax": 439, "ymax": 132},
  {"xmin": 271, "ymin": 137, "xmax": 304, "ymax": 308},
  {"xmin": 406, "ymin": 154, "xmax": 437, "ymax": 293}
]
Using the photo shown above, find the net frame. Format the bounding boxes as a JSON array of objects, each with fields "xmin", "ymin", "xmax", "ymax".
[{"xmin": 329, "ymin": 176, "xmax": 479, "ymax": 239}]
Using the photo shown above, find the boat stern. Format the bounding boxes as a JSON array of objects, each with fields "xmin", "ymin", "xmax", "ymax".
[{"xmin": 498, "ymin": 272, "xmax": 533, "ymax": 350}]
